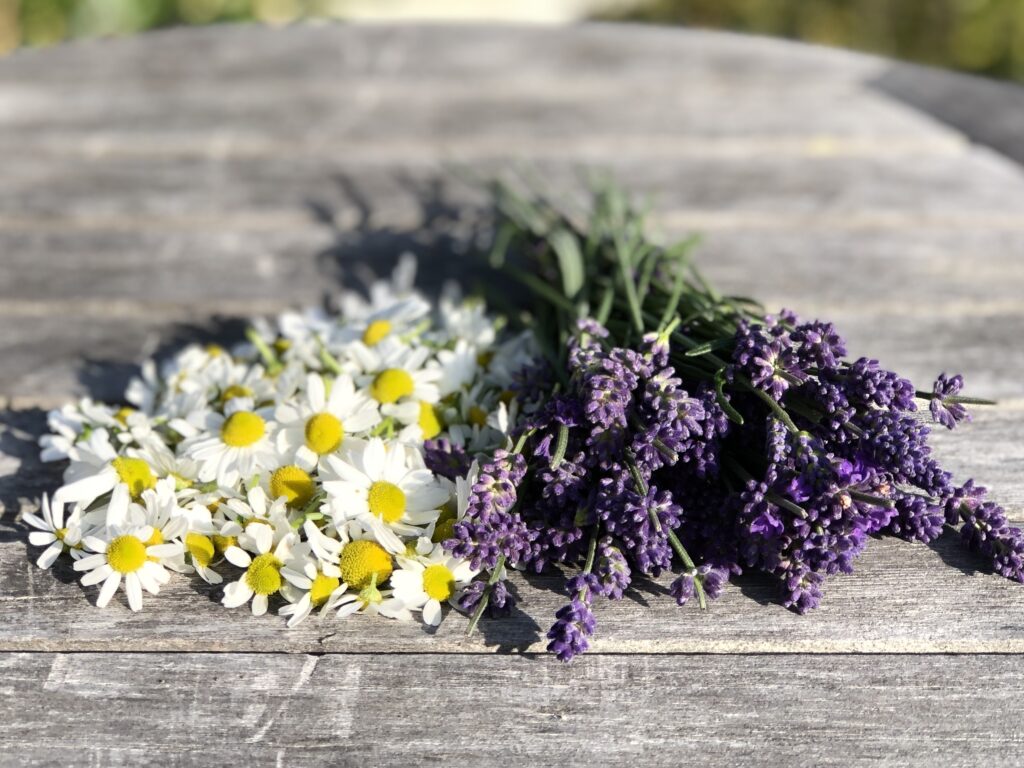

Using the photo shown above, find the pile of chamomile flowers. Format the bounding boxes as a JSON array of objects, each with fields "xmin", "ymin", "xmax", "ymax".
[{"xmin": 28, "ymin": 256, "xmax": 537, "ymax": 628}]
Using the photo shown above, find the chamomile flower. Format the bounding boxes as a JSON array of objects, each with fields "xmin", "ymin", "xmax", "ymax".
[
  {"xmin": 72, "ymin": 487, "xmax": 183, "ymax": 611},
  {"xmin": 275, "ymin": 373, "xmax": 380, "ymax": 471},
  {"xmin": 279, "ymin": 554, "xmax": 346, "ymax": 627},
  {"xmin": 322, "ymin": 439, "xmax": 449, "ymax": 553},
  {"xmin": 34, "ymin": 254, "xmax": 522, "ymax": 631},
  {"xmin": 181, "ymin": 402, "xmax": 279, "ymax": 486},
  {"xmin": 23, "ymin": 494, "xmax": 84, "ymax": 568},
  {"xmin": 356, "ymin": 344, "xmax": 441, "ymax": 416},
  {"xmin": 54, "ymin": 429, "xmax": 158, "ymax": 510},
  {"xmin": 335, "ymin": 296, "xmax": 432, "ymax": 350},
  {"xmin": 221, "ymin": 523, "xmax": 298, "ymax": 616},
  {"xmin": 391, "ymin": 543, "xmax": 478, "ymax": 626}
]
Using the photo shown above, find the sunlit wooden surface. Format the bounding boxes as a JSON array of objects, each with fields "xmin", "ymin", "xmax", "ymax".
[{"xmin": 2, "ymin": 23, "xmax": 1024, "ymax": 767}]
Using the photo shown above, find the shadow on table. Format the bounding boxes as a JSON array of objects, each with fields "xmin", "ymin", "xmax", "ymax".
[
  {"xmin": 306, "ymin": 170, "xmax": 506, "ymax": 302},
  {"xmin": 50, "ymin": 169, "xmax": 503, "ymax": 413}
]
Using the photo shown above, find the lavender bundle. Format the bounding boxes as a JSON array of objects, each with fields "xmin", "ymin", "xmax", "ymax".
[{"xmin": 445, "ymin": 184, "xmax": 1020, "ymax": 661}]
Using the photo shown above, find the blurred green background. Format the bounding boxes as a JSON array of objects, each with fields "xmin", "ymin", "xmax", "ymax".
[{"xmin": 5, "ymin": 0, "xmax": 1024, "ymax": 82}]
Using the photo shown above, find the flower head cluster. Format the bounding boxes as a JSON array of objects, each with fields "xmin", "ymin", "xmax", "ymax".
[
  {"xmin": 30, "ymin": 257, "xmax": 533, "ymax": 628},
  {"xmin": 444, "ymin": 321, "xmax": 731, "ymax": 660}
]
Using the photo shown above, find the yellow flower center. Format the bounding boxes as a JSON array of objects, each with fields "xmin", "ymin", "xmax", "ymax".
[
  {"xmin": 55, "ymin": 527, "xmax": 68, "ymax": 542},
  {"xmin": 431, "ymin": 504, "xmax": 458, "ymax": 543},
  {"xmin": 186, "ymin": 533, "xmax": 215, "ymax": 568},
  {"xmin": 362, "ymin": 319, "xmax": 392, "ymax": 347},
  {"xmin": 309, "ymin": 572, "xmax": 341, "ymax": 607},
  {"xmin": 270, "ymin": 465, "xmax": 316, "ymax": 508},
  {"xmin": 111, "ymin": 457, "xmax": 156, "ymax": 499},
  {"xmin": 468, "ymin": 405, "xmax": 488, "ymax": 428},
  {"xmin": 107, "ymin": 535, "xmax": 147, "ymax": 574},
  {"xmin": 370, "ymin": 369, "xmax": 414, "ymax": 404},
  {"xmin": 367, "ymin": 481, "xmax": 406, "ymax": 524},
  {"xmin": 304, "ymin": 412, "xmax": 344, "ymax": 455},
  {"xmin": 339, "ymin": 540, "xmax": 393, "ymax": 590},
  {"xmin": 245, "ymin": 553, "xmax": 283, "ymax": 595},
  {"xmin": 145, "ymin": 528, "xmax": 164, "ymax": 546},
  {"xmin": 418, "ymin": 401, "xmax": 442, "ymax": 440},
  {"xmin": 205, "ymin": 344, "xmax": 225, "ymax": 357},
  {"xmin": 212, "ymin": 534, "xmax": 235, "ymax": 554},
  {"xmin": 273, "ymin": 338, "xmax": 292, "ymax": 354},
  {"xmin": 114, "ymin": 406, "xmax": 134, "ymax": 425},
  {"xmin": 221, "ymin": 411, "xmax": 266, "ymax": 447},
  {"xmin": 422, "ymin": 564, "xmax": 456, "ymax": 602},
  {"xmin": 220, "ymin": 384, "xmax": 254, "ymax": 405}
]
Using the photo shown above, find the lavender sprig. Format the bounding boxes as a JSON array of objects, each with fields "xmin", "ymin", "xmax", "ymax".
[{"xmin": 464, "ymin": 180, "xmax": 1007, "ymax": 661}]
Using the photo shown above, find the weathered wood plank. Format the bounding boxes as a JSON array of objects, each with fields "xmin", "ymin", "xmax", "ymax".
[
  {"xmin": 0, "ymin": 24, "xmax": 895, "ymax": 85},
  {"xmin": 2, "ymin": 531, "xmax": 1024, "ymax": 654},
  {"xmin": 0, "ymin": 26, "xmax": 992, "ymax": 169},
  {"xmin": 4, "ymin": 152, "xmax": 1024, "ymax": 228},
  {"xmin": 3, "ymin": 222, "xmax": 1024, "ymax": 310},
  {"xmin": 2, "ymin": 651, "xmax": 1022, "ymax": 767}
]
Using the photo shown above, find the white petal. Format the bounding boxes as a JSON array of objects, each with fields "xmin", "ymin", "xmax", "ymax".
[
  {"xmin": 251, "ymin": 523, "xmax": 273, "ymax": 554},
  {"xmin": 105, "ymin": 483, "xmax": 131, "ymax": 528},
  {"xmin": 81, "ymin": 535, "xmax": 109, "ymax": 553},
  {"xmin": 96, "ymin": 572, "xmax": 121, "ymax": 608},
  {"xmin": 222, "ymin": 580, "xmax": 254, "ymax": 608},
  {"xmin": 125, "ymin": 573, "xmax": 143, "ymax": 611},
  {"xmin": 53, "ymin": 471, "xmax": 115, "ymax": 506},
  {"xmin": 36, "ymin": 542, "xmax": 63, "ymax": 570},
  {"xmin": 362, "ymin": 439, "xmax": 386, "ymax": 478},
  {"xmin": 28, "ymin": 531, "xmax": 57, "ymax": 547},
  {"xmin": 307, "ymin": 373, "xmax": 326, "ymax": 412},
  {"xmin": 74, "ymin": 553, "xmax": 107, "ymax": 572},
  {"xmin": 145, "ymin": 543, "xmax": 183, "ymax": 559},
  {"xmin": 251, "ymin": 593, "xmax": 269, "ymax": 617},
  {"xmin": 422, "ymin": 599, "xmax": 443, "ymax": 626},
  {"xmin": 224, "ymin": 546, "xmax": 252, "ymax": 568},
  {"xmin": 365, "ymin": 516, "xmax": 405, "ymax": 554},
  {"xmin": 80, "ymin": 563, "xmax": 113, "ymax": 586},
  {"xmin": 21, "ymin": 511, "xmax": 50, "ymax": 532}
]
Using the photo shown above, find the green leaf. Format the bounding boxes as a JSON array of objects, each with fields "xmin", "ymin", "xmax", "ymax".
[
  {"xmin": 715, "ymin": 368, "xmax": 745, "ymax": 425},
  {"xmin": 550, "ymin": 423, "xmax": 570, "ymax": 470},
  {"xmin": 548, "ymin": 227, "xmax": 585, "ymax": 300},
  {"xmin": 505, "ymin": 266, "xmax": 577, "ymax": 313},
  {"xmin": 615, "ymin": 237, "xmax": 645, "ymax": 333},
  {"xmin": 684, "ymin": 337, "xmax": 734, "ymax": 357}
]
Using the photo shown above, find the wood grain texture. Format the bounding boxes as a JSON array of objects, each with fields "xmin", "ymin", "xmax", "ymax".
[
  {"xmin": 3, "ymin": 533, "xmax": 1024, "ymax": 654},
  {"xmin": 2, "ymin": 652, "xmax": 1023, "ymax": 768},
  {"xmin": 2, "ymin": 21, "xmax": 1024, "ymax": 766}
]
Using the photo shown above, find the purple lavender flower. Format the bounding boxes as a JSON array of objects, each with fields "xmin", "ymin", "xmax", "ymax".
[
  {"xmin": 732, "ymin": 322, "xmax": 803, "ymax": 400},
  {"xmin": 782, "ymin": 568, "xmax": 824, "ymax": 614},
  {"xmin": 455, "ymin": 578, "xmax": 517, "ymax": 619},
  {"xmin": 791, "ymin": 320, "xmax": 847, "ymax": 369},
  {"xmin": 594, "ymin": 537, "xmax": 631, "ymax": 599},
  {"xmin": 888, "ymin": 495, "xmax": 945, "ymax": 544},
  {"xmin": 930, "ymin": 373, "xmax": 971, "ymax": 430},
  {"xmin": 844, "ymin": 358, "xmax": 916, "ymax": 412},
  {"xmin": 422, "ymin": 438, "xmax": 472, "ymax": 481},
  {"xmin": 445, "ymin": 450, "xmax": 536, "ymax": 569},
  {"xmin": 546, "ymin": 575, "xmax": 598, "ymax": 662},
  {"xmin": 669, "ymin": 571, "xmax": 696, "ymax": 606}
]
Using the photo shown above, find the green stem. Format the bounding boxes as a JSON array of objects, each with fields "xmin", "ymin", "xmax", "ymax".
[
  {"xmin": 466, "ymin": 555, "xmax": 506, "ymax": 637},
  {"xmin": 849, "ymin": 490, "xmax": 895, "ymax": 509},
  {"xmin": 246, "ymin": 328, "xmax": 282, "ymax": 374},
  {"xmin": 626, "ymin": 453, "xmax": 707, "ymax": 609}
]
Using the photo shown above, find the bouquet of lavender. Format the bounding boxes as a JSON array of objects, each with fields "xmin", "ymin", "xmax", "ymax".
[{"xmin": 446, "ymin": 183, "xmax": 1020, "ymax": 661}]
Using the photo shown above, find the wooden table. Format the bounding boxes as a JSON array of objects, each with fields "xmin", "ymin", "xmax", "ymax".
[{"xmin": 2, "ymin": 23, "xmax": 1024, "ymax": 767}]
